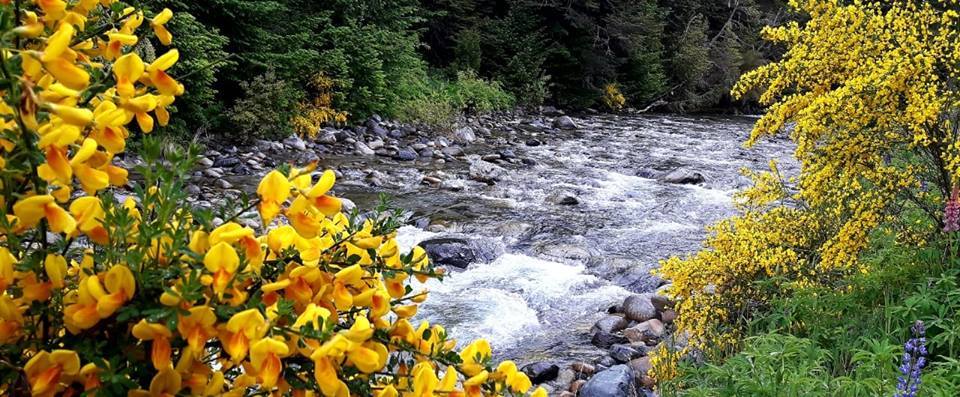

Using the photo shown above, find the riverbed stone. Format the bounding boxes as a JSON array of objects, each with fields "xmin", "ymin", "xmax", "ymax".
[
  {"xmin": 418, "ymin": 238, "xmax": 478, "ymax": 268},
  {"xmin": 547, "ymin": 190, "xmax": 579, "ymax": 205},
  {"xmin": 592, "ymin": 315, "xmax": 630, "ymax": 334},
  {"xmin": 570, "ymin": 380, "xmax": 587, "ymax": 394},
  {"xmin": 661, "ymin": 309, "xmax": 677, "ymax": 324},
  {"xmin": 553, "ymin": 115, "xmax": 579, "ymax": 130},
  {"xmin": 623, "ymin": 319, "xmax": 664, "ymax": 344},
  {"xmin": 454, "ymin": 126, "xmax": 476, "ymax": 143},
  {"xmin": 440, "ymin": 179, "xmax": 467, "ymax": 192},
  {"xmin": 394, "ymin": 149, "xmax": 417, "ymax": 161},
  {"xmin": 571, "ymin": 362, "xmax": 596, "ymax": 377},
  {"xmin": 521, "ymin": 362, "xmax": 559, "ymax": 384},
  {"xmin": 591, "ymin": 331, "xmax": 628, "ymax": 349},
  {"xmin": 622, "ymin": 294, "xmax": 657, "ymax": 322},
  {"xmin": 609, "ymin": 344, "xmax": 643, "ymax": 363},
  {"xmin": 660, "ymin": 168, "xmax": 705, "ymax": 185},
  {"xmin": 317, "ymin": 130, "xmax": 337, "ymax": 144},
  {"xmin": 469, "ymin": 159, "xmax": 508, "ymax": 184},
  {"xmin": 283, "ymin": 136, "xmax": 306, "ymax": 151},
  {"xmin": 579, "ymin": 365, "xmax": 637, "ymax": 397},
  {"xmin": 355, "ymin": 141, "xmax": 375, "ymax": 156},
  {"xmin": 626, "ymin": 357, "xmax": 652, "ymax": 377}
]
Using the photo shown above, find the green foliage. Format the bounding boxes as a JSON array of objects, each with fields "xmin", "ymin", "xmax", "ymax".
[
  {"xmin": 452, "ymin": 28, "xmax": 482, "ymax": 73},
  {"xmin": 662, "ymin": 228, "xmax": 960, "ymax": 396},
  {"xmin": 397, "ymin": 71, "xmax": 514, "ymax": 130},
  {"xmin": 226, "ymin": 71, "xmax": 303, "ymax": 142}
]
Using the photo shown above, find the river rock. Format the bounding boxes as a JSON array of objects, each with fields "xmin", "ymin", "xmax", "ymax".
[
  {"xmin": 571, "ymin": 362, "xmax": 596, "ymax": 377},
  {"xmin": 355, "ymin": 141, "xmax": 375, "ymax": 156},
  {"xmin": 660, "ymin": 169, "xmax": 705, "ymax": 185},
  {"xmin": 367, "ymin": 139, "xmax": 385, "ymax": 150},
  {"xmin": 197, "ymin": 156, "xmax": 214, "ymax": 167},
  {"xmin": 546, "ymin": 190, "xmax": 579, "ymax": 205},
  {"xmin": 186, "ymin": 184, "xmax": 202, "ymax": 195},
  {"xmin": 623, "ymin": 319, "xmax": 664, "ymax": 344},
  {"xmin": 570, "ymin": 380, "xmax": 587, "ymax": 394},
  {"xmin": 454, "ymin": 126, "xmax": 476, "ymax": 143},
  {"xmin": 317, "ymin": 130, "xmax": 337, "ymax": 144},
  {"xmin": 591, "ymin": 331, "xmax": 628, "ymax": 349},
  {"xmin": 521, "ymin": 362, "xmax": 559, "ymax": 384},
  {"xmin": 440, "ymin": 179, "xmax": 467, "ymax": 192},
  {"xmin": 283, "ymin": 136, "xmax": 307, "ymax": 151},
  {"xmin": 526, "ymin": 139, "xmax": 542, "ymax": 147},
  {"xmin": 609, "ymin": 344, "xmax": 643, "ymax": 363},
  {"xmin": 579, "ymin": 365, "xmax": 637, "ymax": 397},
  {"xmin": 592, "ymin": 315, "xmax": 629, "ymax": 334},
  {"xmin": 215, "ymin": 179, "xmax": 233, "ymax": 189},
  {"xmin": 553, "ymin": 116, "xmax": 579, "ymax": 130},
  {"xmin": 203, "ymin": 168, "xmax": 223, "ymax": 178},
  {"xmin": 213, "ymin": 157, "xmax": 240, "ymax": 168},
  {"xmin": 394, "ymin": 149, "xmax": 417, "ymax": 161},
  {"xmin": 469, "ymin": 159, "xmax": 508, "ymax": 184},
  {"xmin": 661, "ymin": 309, "xmax": 677, "ymax": 324},
  {"xmin": 441, "ymin": 146, "xmax": 464, "ymax": 157},
  {"xmin": 622, "ymin": 294, "xmax": 657, "ymax": 322},
  {"xmin": 418, "ymin": 238, "xmax": 492, "ymax": 268},
  {"xmin": 542, "ymin": 105, "xmax": 564, "ymax": 116},
  {"xmin": 626, "ymin": 357, "xmax": 651, "ymax": 377}
]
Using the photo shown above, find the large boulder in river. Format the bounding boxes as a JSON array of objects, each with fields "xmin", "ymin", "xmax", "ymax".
[
  {"xmin": 453, "ymin": 126, "xmax": 476, "ymax": 143},
  {"xmin": 579, "ymin": 365, "xmax": 637, "ymax": 397},
  {"xmin": 418, "ymin": 237, "xmax": 501, "ymax": 268},
  {"xmin": 521, "ymin": 362, "xmax": 559, "ymax": 384},
  {"xmin": 621, "ymin": 294, "xmax": 657, "ymax": 322},
  {"xmin": 553, "ymin": 115, "xmax": 579, "ymax": 130},
  {"xmin": 592, "ymin": 315, "xmax": 629, "ymax": 334},
  {"xmin": 468, "ymin": 157, "xmax": 508, "ymax": 184},
  {"xmin": 660, "ymin": 169, "xmax": 705, "ymax": 185}
]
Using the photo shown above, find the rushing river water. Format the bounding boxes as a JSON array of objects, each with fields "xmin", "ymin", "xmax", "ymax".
[{"xmin": 321, "ymin": 114, "xmax": 796, "ymax": 363}]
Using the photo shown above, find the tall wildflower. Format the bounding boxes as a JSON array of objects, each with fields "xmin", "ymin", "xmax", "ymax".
[
  {"xmin": 944, "ymin": 188, "xmax": 960, "ymax": 232},
  {"xmin": 895, "ymin": 321, "xmax": 927, "ymax": 397}
]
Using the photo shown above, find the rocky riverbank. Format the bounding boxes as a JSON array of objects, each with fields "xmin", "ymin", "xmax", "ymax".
[{"xmin": 129, "ymin": 110, "xmax": 794, "ymax": 397}]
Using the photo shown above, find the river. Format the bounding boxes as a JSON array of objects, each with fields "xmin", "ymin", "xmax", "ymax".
[{"xmin": 307, "ymin": 113, "xmax": 795, "ymax": 363}]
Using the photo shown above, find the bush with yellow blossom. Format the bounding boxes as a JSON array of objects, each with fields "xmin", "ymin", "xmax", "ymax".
[
  {"xmin": 652, "ymin": 0, "xmax": 960, "ymax": 382},
  {"xmin": 0, "ymin": 1, "xmax": 546, "ymax": 396},
  {"xmin": 601, "ymin": 83, "xmax": 625, "ymax": 112}
]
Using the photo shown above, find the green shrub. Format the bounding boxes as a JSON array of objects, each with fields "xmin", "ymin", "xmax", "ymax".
[
  {"xmin": 225, "ymin": 71, "xmax": 304, "ymax": 143},
  {"xmin": 395, "ymin": 72, "xmax": 514, "ymax": 130}
]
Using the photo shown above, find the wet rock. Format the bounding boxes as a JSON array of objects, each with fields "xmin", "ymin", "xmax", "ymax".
[
  {"xmin": 498, "ymin": 148, "xmax": 517, "ymax": 159},
  {"xmin": 579, "ymin": 365, "xmax": 637, "ymax": 397},
  {"xmin": 660, "ymin": 169, "xmax": 705, "ymax": 185},
  {"xmin": 203, "ymin": 168, "xmax": 223, "ymax": 178},
  {"xmin": 418, "ymin": 148, "xmax": 434, "ymax": 158},
  {"xmin": 526, "ymin": 139, "xmax": 542, "ymax": 147},
  {"xmin": 553, "ymin": 116, "xmax": 579, "ymax": 130},
  {"xmin": 622, "ymin": 294, "xmax": 657, "ymax": 322},
  {"xmin": 570, "ymin": 380, "xmax": 587, "ymax": 394},
  {"xmin": 440, "ymin": 179, "xmax": 467, "ymax": 192},
  {"xmin": 596, "ymin": 355, "xmax": 618, "ymax": 370},
  {"xmin": 623, "ymin": 319, "xmax": 664, "ymax": 344},
  {"xmin": 340, "ymin": 198, "xmax": 356, "ymax": 213},
  {"xmin": 592, "ymin": 315, "xmax": 629, "ymax": 334},
  {"xmin": 661, "ymin": 309, "xmax": 677, "ymax": 324},
  {"xmin": 355, "ymin": 142, "xmax": 375, "ymax": 156},
  {"xmin": 591, "ymin": 331, "xmax": 628, "ymax": 349},
  {"xmin": 454, "ymin": 126, "xmax": 476, "ymax": 143},
  {"xmin": 522, "ymin": 362, "xmax": 559, "ymax": 384},
  {"xmin": 418, "ymin": 238, "xmax": 488, "ymax": 268},
  {"xmin": 469, "ymin": 159, "xmax": 508, "ymax": 184},
  {"xmin": 283, "ymin": 136, "xmax": 306, "ymax": 151},
  {"xmin": 215, "ymin": 179, "xmax": 233, "ymax": 189},
  {"xmin": 609, "ymin": 344, "xmax": 642, "ymax": 363},
  {"xmin": 213, "ymin": 157, "xmax": 240, "ymax": 168},
  {"xmin": 197, "ymin": 156, "xmax": 214, "ymax": 167},
  {"xmin": 535, "ymin": 243, "xmax": 591, "ymax": 262},
  {"xmin": 570, "ymin": 362, "xmax": 596, "ymax": 377},
  {"xmin": 521, "ymin": 158, "xmax": 538, "ymax": 166},
  {"xmin": 317, "ymin": 130, "xmax": 337, "ymax": 144},
  {"xmin": 367, "ymin": 139, "xmax": 385, "ymax": 150},
  {"xmin": 626, "ymin": 357, "xmax": 651, "ymax": 378},
  {"xmin": 388, "ymin": 129, "xmax": 404, "ymax": 139},
  {"xmin": 554, "ymin": 368, "xmax": 577, "ymax": 389},
  {"xmin": 441, "ymin": 146, "xmax": 464, "ymax": 157},
  {"xmin": 481, "ymin": 154, "xmax": 502, "ymax": 162},
  {"xmin": 394, "ymin": 149, "xmax": 417, "ymax": 161},
  {"xmin": 422, "ymin": 176, "xmax": 442, "ymax": 185},
  {"xmin": 547, "ymin": 190, "xmax": 579, "ymax": 205},
  {"xmin": 186, "ymin": 184, "xmax": 202, "ymax": 195}
]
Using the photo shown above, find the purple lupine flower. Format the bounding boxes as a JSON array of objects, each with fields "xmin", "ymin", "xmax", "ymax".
[
  {"xmin": 894, "ymin": 321, "xmax": 927, "ymax": 397},
  {"xmin": 944, "ymin": 188, "xmax": 960, "ymax": 232}
]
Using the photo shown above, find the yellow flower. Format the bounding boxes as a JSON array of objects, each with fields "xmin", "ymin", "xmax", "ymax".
[
  {"xmin": 149, "ymin": 366, "xmax": 182, "ymax": 397},
  {"xmin": 250, "ymin": 337, "xmax": 289, "ymax": 389},
  {"xmin": 151, "ymin": 8, "xmax": 174, "ymax": 45},
  {"xmin": 113, "ymin": 53, "xmax": 144, "ymax": 98},
  {"xmin": 24, "ymin": 350, "xmax": 80, "ymax": 397},
  {"xmin": 177, "ymin": 306, "xmax": 217, "ymax": 352},
  {"xmin": 459, "ymin": 339, "xmax": 491, "ymax": 376},
  {"xmin": 257, "ymin": 170, "xmax": 291, "ymax": 225},
  {"xmin": 203, "ymin": 242, "xmax": 239, "ymax": 294},
  {"xmin": 131, "ymin": 320, "xmax": 173, "ymax": 370},
  {"xmin": 12, "ymin": 195, "xmax": 76, "ymax": 234},
  {"xmin": 221, "ymin": 308, "xmax": 267, "ymax": 362},
  {"xmin": 43, "ymin": 254, "xmax": 67, "ymax": 289},
  {"xmin": 146, "ymin": 50, "xmax": 181, "ymax": 96}
]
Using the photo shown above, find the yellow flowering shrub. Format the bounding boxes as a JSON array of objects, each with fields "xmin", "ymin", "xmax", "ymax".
[
  {"xmin": 653, "ymin": 0, "xmax": 960, "ymax": 381},
  {"xmin": 292, "ymin": 73, "xmax": 348, "ymax": 138},
  {"xmin": 0, "ymin": 2, "xmax": 545, "ymax": 396},
  {"xmin": 601, "ymin": 83, "xmax": 625, "ymax": 111}
]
